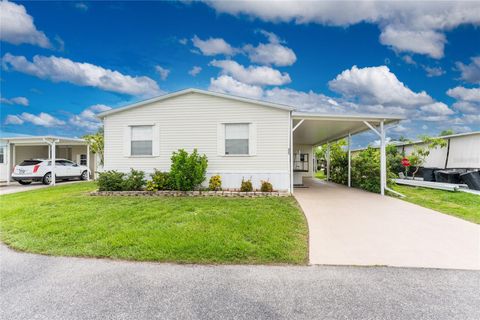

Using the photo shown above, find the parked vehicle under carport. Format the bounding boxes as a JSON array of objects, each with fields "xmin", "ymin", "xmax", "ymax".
[{"xmin": 11, "ymin": 159, "xmax": 89, "ymax": 185}]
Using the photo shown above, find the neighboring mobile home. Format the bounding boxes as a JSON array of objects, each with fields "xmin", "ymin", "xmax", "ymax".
[{"xmin": 98, "ymin": 88, "xmax": 402, "ymax": 193}]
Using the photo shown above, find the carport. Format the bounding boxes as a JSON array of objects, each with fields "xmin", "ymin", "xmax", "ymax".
[
  {"xmin": 0, "ymin": 136, "xmax": 94, "ymax": 185},
  {"xmin": 290, "ymin": 112, "xmax": 404, "ymax": 195}
]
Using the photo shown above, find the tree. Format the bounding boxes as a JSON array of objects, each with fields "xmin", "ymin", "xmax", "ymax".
[
  {"xmin": 83, "ymin": 128, "xmax": 104, "ymax": 165},
  {"xmin": 407, "ymin": 136, "xmax": 447, "ymax": 178},
  {"xmin": 439, "ymin": 129, "xmax": 454, "ymax": 137}
]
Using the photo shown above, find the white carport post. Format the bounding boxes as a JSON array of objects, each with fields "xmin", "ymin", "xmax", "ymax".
[
  {"xmin": 291, "ymin": 118, "xmax": 305, "ymax": 193},
  {"xmin": 347, "ymin": 133, "xmax": 351, "ymax": 187},
  {"xmin": 43, "ymin": 138, "xmax": 59, "ymax": 186},
  {"xmin": 6, "ymin": 142, "xmax": 11, "ymax": 185},
  {"xmin": 326, "ymin": 143, "xmax": 331, "ymax": 181},
  {"xmin": 86, "ymin": 144, "xmax": 91, "ymax": 181},
  {"xmin": 363, "ymin": 120, "xmax": 386, "ymax": 196}
]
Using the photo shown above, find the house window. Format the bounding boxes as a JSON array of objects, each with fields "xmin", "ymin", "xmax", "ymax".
[
  {"xmin": 80, "ymin": 154, "xmax": 87, "ymax": 165},
  {"xmin": 0, "ymin": 147, "xmax": 4, "ymax": 164},
  {"xmin": 131, "ymin": 125, "xmax": 153, "ymax": 156},
  {"xmin": 225, "ymin": 123, "xmax": 249, "ymax": 155}
]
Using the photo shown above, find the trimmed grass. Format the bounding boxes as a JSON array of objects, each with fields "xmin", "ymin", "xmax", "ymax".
[
  {"xmin": 0, "ymin": 182, "xmax": 308, "ymax": 264},
  {"xmin": 315, "ymin": 171, "xmax": 325, "ymax": 180},
  {"xmin": 393, "ymin": 185, "xmax": 480, "ymax": 224}
]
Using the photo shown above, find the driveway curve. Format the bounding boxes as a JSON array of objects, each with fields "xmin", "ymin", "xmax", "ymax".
[{"xmin": 294, "ymin": 178, "xmax": 480, "ymax": 270}]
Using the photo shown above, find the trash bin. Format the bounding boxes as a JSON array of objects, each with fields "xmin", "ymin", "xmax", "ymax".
[
  {"xmin": 435, "ymin": 170, "xmax": 461, "ymax": 184},
  {"xmin": 460, "ymin": 171, "xmax": 480, "ymax": 191},
  {"xmin": 422, "ymin": 168, "xmax": 438, "ymax": 182}
]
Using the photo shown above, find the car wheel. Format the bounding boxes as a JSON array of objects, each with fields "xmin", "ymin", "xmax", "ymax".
[
  {"xmin": 80, "ymin": 170, "xmax": 88, "ymax": 180},
  {"xmin": 18, "ymin": 180, "xmax": 32, "ymax": 185},
  {"xmin": 42, "ymin": 172, "xmax": 52, "ymax": 185}
]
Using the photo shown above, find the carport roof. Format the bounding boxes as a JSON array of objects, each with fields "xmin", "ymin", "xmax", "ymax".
[
  {"xmin": 292, "ymin": 112, "xmax": 404, "ymax": 145},
  {"xmin": 0, "ymin": 135, "xmax": 86, "ymax": 146}
]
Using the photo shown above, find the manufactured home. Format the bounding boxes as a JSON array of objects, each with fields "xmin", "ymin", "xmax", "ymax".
[{"xmin": 98, "ymin": 88, "xmax": 402, "ymax": 193}]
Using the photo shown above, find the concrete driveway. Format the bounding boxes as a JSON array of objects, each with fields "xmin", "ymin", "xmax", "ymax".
[
  {"xmin": 1, "ymin": 244, "xmax": 479, "ymax": 320},
  {"xmin": 294, "ymin": 178, "xmax": 480, "ymax": 270}
]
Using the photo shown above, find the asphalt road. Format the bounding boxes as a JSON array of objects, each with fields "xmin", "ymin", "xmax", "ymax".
[{"xmin": 1, "ymin": 244, "xmax": 479, "ymax": 320}]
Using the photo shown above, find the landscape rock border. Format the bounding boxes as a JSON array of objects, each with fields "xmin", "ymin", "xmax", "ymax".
[{"xmin": 90, "ymin": 190, "xmax": 290, "ymax": 197}]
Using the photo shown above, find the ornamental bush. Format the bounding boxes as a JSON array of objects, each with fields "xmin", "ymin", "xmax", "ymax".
[
  {"xmin": 146, "ymin": 170, "xmax": 172, "ymax": 191},
  {"xmin": 240, "ymin": 178, "xmax": 253, "ymax": 192},
  {"xmin": 97, "ymin": 170, "xmax": 126, "ymax": 191},
  {"xmin": 122, "ymin": 169, "xmax": 146, "ymax": 191},
  {"xmin": 260, "ymin": 180, "xmax": 273, "ymax": 192},
  {"xmin": 351, "ymin": 147, "xmax": 381, "ymax": 193},
  {"xmin": 169, "ymin": 149, "xmax": 208, "ymax": 191},
  {"xmin": 315, "ymin": 141, "xmax": 401, "ymax": 194},
  {"xmin": 209, "ymin": 175, "xmax": 222, "ymax": 191}
]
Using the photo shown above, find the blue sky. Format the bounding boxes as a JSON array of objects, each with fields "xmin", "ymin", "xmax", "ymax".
[{"xmin": 1, "ymin": 1, "xmax": 479, "ymax": 147}]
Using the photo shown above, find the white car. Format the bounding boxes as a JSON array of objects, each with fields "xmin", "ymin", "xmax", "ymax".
[{"xmin": 12, "ymin": 159, "xmax": 89, "ymax": 185}]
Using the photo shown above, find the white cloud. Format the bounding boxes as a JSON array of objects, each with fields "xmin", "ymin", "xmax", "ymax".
[
  {"xmin": 179, "ymin": 38, "xmax": 188, "ymax": 45},
  {"xmin": 203, "ymin": 1, "xmax": 480, "ymax": 59},
  {"xmin": 69, "ymin": 104, "xmax": 111, "ymax": 131},
  {"xmin": 456, "ymin": 56, "xmax": 480, "ymax": 84},
  {"xmin": 210, "ymin": 59, "xmax": 291, "ymax": 86},
  {"xmin": 209, "ymin": 75, "xmax": 264, "ymax": 99},
  {"xmin": 5, "ymin": 115, "xmax": 24, "ymax": 125},
  {"xmin": 420, "ymin": 102, "xmax": 454, "ymax": 116},
  {"xmin": 192, "ymin": 35, "xmax": 236, "ymax": 56},
  {"xmin": 2, "ymin": 53, "xmax": 162, "ymax": 97},
  {"xmin": 402, "ymin": 55, "xmax": 416, "ymax": 65},
  {"xmin": 0, "ymin": 0, "xmax": 51, "ymax": 48},
  {"xmin": 452, "ymin": 101, "xmax": 479, "ymax": 114},
  {"xmin": 328, "ymin": 65, "xmax": 433, "ymax": 107},
  {"xmin": 0, "ymin": 96, "xmax": 29, "ymax": 106},
  {"xmin": 447, "ymin": 86, "xmax": 480, "ymax": 103},
  {"xmin": 155, "ymin": 65, "xmax": 170, "ymax": 80},
  {"xmin": 188, "ymin": 66, "xmax": 202, "ymax": 76},
  {"xmin": 423, "ymin": 66, "xmax": 445, "ymax": 78},
  {"xmin": 244, "ymin": 30, "xmax": 297, "ymax": 66},
  {"xmin": 263, "ymin": 87, "xmax": 346, "ymax": 113},
  {"xmin": 379, "ymin": 27, "xmax": 445, "ymax": 59},
  {"xmin": 74, "ymin": 3, "xmax": 89, "ymax": 11},
  {"xmin": 208, "ymin": 77, "xmax": 348, "ymax": 113},
  {"xmin": 6, "ymin": 112, "xmax": 65, "ymax": 127},
  {"xmin": 447, "ymin": 86, "xmax": 480, "ymax": 115}
]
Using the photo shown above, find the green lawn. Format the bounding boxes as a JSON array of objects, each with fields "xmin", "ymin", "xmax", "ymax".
[
  {"xmin": 393, "ymin": 185, "xmax": 480, "ymax": 224},
  {"xmin": 315, "ymin": 171, "xmax": 326, "ymax": 180},
  {"xmin": 0, "ymin": 182, "xmax": 308, "ymax": 264}
]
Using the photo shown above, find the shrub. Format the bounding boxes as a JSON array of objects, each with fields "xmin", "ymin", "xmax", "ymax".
[
  {"xmin": 150, "ymin": 170, "xmax": 172, "ymax": 191},
  {"xmin": 169, "ymin": 149, "xmax": 208, "ymax": 191},
  {"xmin": 209, "ymin": 175, "xmax": 222, "ymax": 191},
  {"xmin": 145, "ymin": 180, "xmax": 158, "ymax": 192},
  {"xmin": 240, "ymin": 178, "xmax": 253, "ymax": 192},
  {"xmin": 97, "ymin": 170, "xmax": 126, "ymax": 191},
  {"xmin": 122, "ymin": 169, "xmax": 146, "ymax": 191},
  {"xmin": 260, "ymin": 180, "xmax": 273, "ymax": 192},
  {"xmin": 352, "ymin": 147, "xmax": 381, "ymax": 193}
]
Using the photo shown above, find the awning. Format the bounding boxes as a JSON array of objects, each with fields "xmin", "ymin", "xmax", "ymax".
[
  {"xmin": 1, "ymin": 136, "xmax": 86, "ymax": 146},
  {"xmin": 292, "ymin": 112, "xmax": 403, "ymax": 145}
]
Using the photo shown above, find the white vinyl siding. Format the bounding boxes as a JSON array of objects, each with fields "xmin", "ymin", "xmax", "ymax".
[
  {"xmin": 225, "ymin": 123, "xmax": 249, "ymax": 155},
  {"xmin": 131, "ymin": 125, "xmax": 153, "ymax": 156},
  {"xmin": 103, "ymin": 92, "xmax": 290, "ymax": 177}
]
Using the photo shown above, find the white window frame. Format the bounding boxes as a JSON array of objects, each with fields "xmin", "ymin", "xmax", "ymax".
[
  {"xmin": 130, "ymin": 125, "xmax": 153, "ymax": 156},
  {"xmin": 218, "ymin": 122, "xmax": 256, "ymax": 157},
  {"xmin": 0, "ymin": 146, "xmax": 4, "ymax": 164},
  {"xmin": 225, "ymin": 123, "xmax": 250, "ymax": 156}
]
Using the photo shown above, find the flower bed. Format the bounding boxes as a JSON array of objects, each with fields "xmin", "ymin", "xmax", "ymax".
[{"xmin": 90, "ymin": 190, "xmax": 289, "ymax": 197}]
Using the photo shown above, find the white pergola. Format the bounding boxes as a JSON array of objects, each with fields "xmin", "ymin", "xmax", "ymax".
[
  {"xmin": 291, "ymin": 112, "xmax": 405, "ymax": 196},
  {"xmin": 2, "ymin": 136, "xmax": 90, "ymax": 186}
]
